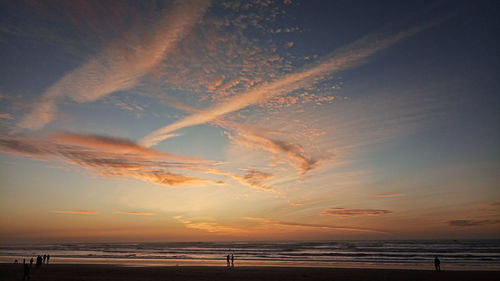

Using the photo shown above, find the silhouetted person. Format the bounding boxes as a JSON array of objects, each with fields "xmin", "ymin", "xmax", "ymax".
[
  {"xmin": 36, "ymin": 255, "xmax": 42, "ymax": 268},
  {"xmin": 231, "ymin": 254, "xmax": 234, "ymax": 267},
  {"xmin": 23, "ymin": 258, "xmax": 26, "ymax": 264},
  {"xmin": 226, "ymin": 254, "xmax": 230, "ymax": 267},
  {"xmin": 47, "ymin": 254, "xmax": 50, "ymax": 264},
  {"xmin": 43, "ymin": 254, "xmax": 46, "ymax": 264},
  {"xmin": 434, "ymin": 256, "xmax": 441, "ymax": 272},
  {"xmin": 23, "ymin": 263, "xmax": 30, "ymax": 280},
  {"xmin": 30, "ymin": 257, "xmax": 33, "ymax": 267}
]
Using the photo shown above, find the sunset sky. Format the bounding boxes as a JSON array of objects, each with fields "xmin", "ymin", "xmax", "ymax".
[{"xmin": 0, "ymin": 0, "xmax": 499, "ymax": 243}]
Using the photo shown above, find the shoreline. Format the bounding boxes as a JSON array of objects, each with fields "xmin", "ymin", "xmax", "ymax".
[
  {"xmin": 1, "ymin": 256, "xmax": 499, "ymax": 271},
  {"xmin": 1, "ymin": 263, "xmax": 499, "ymax": 281}
]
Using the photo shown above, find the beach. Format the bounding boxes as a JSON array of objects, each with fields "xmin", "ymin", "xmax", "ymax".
[{"xmin": 1, "ymin": 264, "xmax": 499, "ymax": 281}]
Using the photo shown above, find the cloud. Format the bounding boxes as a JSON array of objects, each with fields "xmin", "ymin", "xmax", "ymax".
[
  {"xmin": 150, "ymin": 2, "xmax": 291, "ymax": 102},
  {"xmin": 18, "ymin": 0, "xmax": 210, "ymax": 130},
  {"xmin": 1, "ymin": 133, "xmax": 304, "ymax": 192},
  {"xmin": 99, "ymin": 170, "xmax": 223, "ymax": 187},
  {"xmin": 243, "ymin": 217, "xmax": 389, "ymax": 235},
  {"xmin": 174, "ymin": 216, "xmax": 244, "ymax": 234},
  {"xmin": 140, "ymin": 22, "xmax": 435, "ymax": 147},
  {"xmin": 116, "ymin": 211, "xmax": 155, "ymax": 216},
  {"xmin": 0, "ymin": 113, "xmax": 13, "ymax": 120},
  {"xmin": 370, "ymin": 194, "xmax": 405, "ymax": 198},
  {"xmin": 207, "ymin": 168, "xmax": 274, "ymax": 192},
  {"xmin": 0, "ymin": 133, "xmax": 220, "ymax": 187},
  {"xmin": 447, "ymin": 220, "xmax": 498, "ymax": 227},
  {"xmin": 225, "ymin": 124, "xmax": 319, "ymax": 173},
  {"xmin": 321, "ymin": 208, "xmax": 392, "ymax": 217},
  {"xmin": 238, "ymin": 169, "xmax": 273, "ymax": 190},
  {"xmin": 51, "ymin": 133, "xmax": 196, "ymax": 161},
  {"xmin": 52, "ymin": 210, "xmax": 98, "ymax": 215},
  {"xmin": 183, "ymin": 222, "xmax": 242, "ymax": 234}
]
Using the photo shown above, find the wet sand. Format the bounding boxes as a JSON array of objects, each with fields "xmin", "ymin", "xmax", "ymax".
[{"xmin": 1, "ymin": 264, "xmax": 499, "ymax": 281}]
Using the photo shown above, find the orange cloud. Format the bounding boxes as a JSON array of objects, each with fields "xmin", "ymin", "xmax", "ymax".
[
  {"xmin": 174, "ymin": 216, "xmax": 245, "ymax": 234},
  {"xmin": 321, "ymin": 208, "xmax": 392, "ymax": 217},
  {"xmin": 207, "ymin": 75, "xmax": 226, "ymax": 91},
  {"xmin": 52, "ymin": 210, "xmax": 98, "ymax": 215},
  {"xmin": 116, "ymin": 211, "xmax": 155, "ymax": 216},
  {"xmin": 0, "ymin": 133, "xmax": 220, "ymax": 187},
  {"xmin": 18, "ymin": 0, "xmax": 210, "ymax": 130},
  {"xmin": 51, "ymin": 133, "xmax": 197, "ymax": 161},
  {"xmin": 0, "ymin": 113, "xmax": 13, "ymax": 120},
  {"xmin": 140, "ymin": 22, "xmax": 436, "ymax": 147},
  {"xmin": 99, "ymin": 170, "xmax": 223, "ymax": 187}
]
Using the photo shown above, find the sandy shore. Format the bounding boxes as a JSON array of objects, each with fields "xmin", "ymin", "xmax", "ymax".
[{"xmin": 1, "ymin": 264, "xmax": 499, "ymax": 281}]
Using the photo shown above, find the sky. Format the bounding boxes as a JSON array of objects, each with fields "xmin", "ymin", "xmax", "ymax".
[{"xmin": 0, "ymin": 0, "xmax": 499, "ymax": 243}]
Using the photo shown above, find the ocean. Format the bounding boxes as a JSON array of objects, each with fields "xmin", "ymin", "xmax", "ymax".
[{"xmin": 1, "ymin": 240, "xmax": 499, "ymax": 270}]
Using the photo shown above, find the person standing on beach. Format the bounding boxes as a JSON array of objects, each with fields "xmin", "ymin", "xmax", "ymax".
[
  {"xmin": 434, "ymin": 256, "xmax": 441, "ymax": 271},
  {"xmin": 47, "ymin": 254, "xmax": 50, "ymax": 264},
  {"xmin": 231, "ymin": 254, "xmax": 234, "ymax": 267},
  {"xmin": 23, "ymin": 263, "xmax": 30, "ymax": 280},
  {"xmin": 30, "ymin": 257, "xmax": 33, "ymax": 267},
  {"xmin": 226, "ymin": 254, "xmax": 230, "ymax": 267}
]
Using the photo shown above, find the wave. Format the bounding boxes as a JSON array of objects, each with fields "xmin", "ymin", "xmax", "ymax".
[{"xmin": 1, "ymin": 240, "xmax": 499, "ymax": 267}]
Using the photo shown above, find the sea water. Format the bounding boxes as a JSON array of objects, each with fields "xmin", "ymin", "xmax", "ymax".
[{"xmin": 1, "ymin": 240, "xmax": 499, "ymax": 270}]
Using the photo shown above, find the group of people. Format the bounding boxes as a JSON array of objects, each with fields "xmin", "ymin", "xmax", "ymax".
[
  {"xmin": 36, "ymin": 254, "xmax": 50, "ymax": 267},
  {"xmin": 15, "ymin": 254, "xmax": 51, "ymax": 280},
  {"xmin": 226, "ymin": 253, "xmax": 235, "ymax": 267}
]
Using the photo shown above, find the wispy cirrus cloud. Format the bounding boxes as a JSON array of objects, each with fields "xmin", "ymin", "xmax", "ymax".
[
  {"xmin": 224, "ymin": 123, "xmax": 320, "ymax": 174},
  {"xmin": 0, "ymin": 133, "xmax": 220, "ymax": 187},
  {"xmin": 207, "ymin": 168, "xmax": 274, "ymax": 192},
  {"xmin": 173, "ymin": 216, "xmax": 389, "ymax": 235},
  {"xmin": 99, "ymin": 170, "xmax": 223, "ymax": 187},
  {"xmin": 18, "ymin": 0, "xmax": 210, "ymax": 130},
  {"xmin": 174, "ymin": 216, "xmax": 244, "ymax": 234},
  {"xmin": 116, "ymin": 211, "xmax": 155, "ymax": 216},
  {"xmin": 243, "ymin": 217, "xmax": 389, "ymax": 235},
  {"xmin": 140, "ymin": 22, "xmax": 437, "ymax": 147},
  {"xmin": 51, "ymin": 133, "xmax": 196, "ymax": 161},
  {"xmin": 321, "ymin": 208, "xmax": 392, "ymax": 217},
  {"xmin": 447, "ymin": 220, "xmax": 498, "ymax": 227},
  {"xmin": 52, "ymin": 210, "xmax": 98, "ymax": 215}
]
